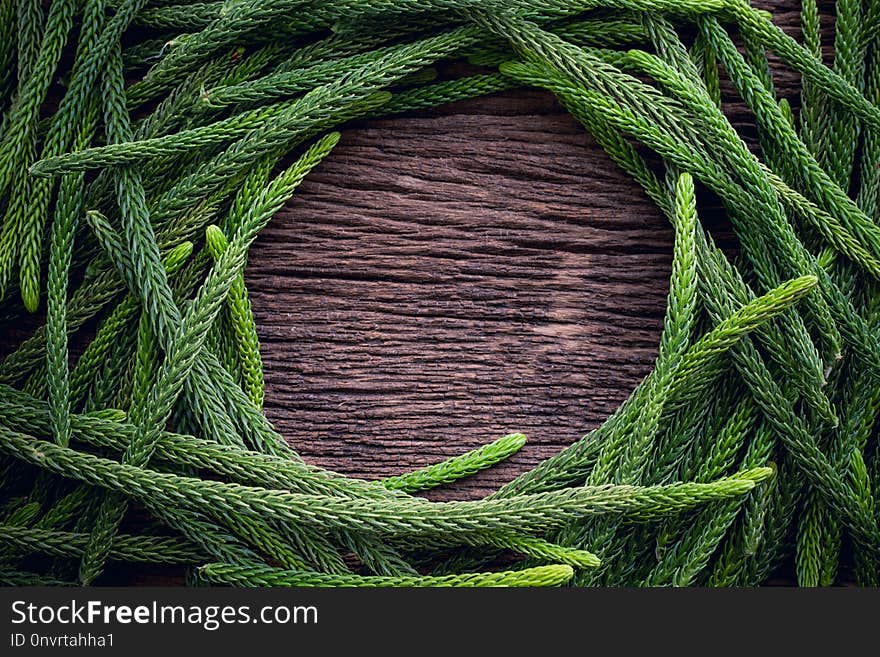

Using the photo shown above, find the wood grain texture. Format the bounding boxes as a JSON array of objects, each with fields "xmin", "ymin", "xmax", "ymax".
[
  {"xmin": 0, "ymin": 1, "xmax": 835, "ymax": 504},
  {"xmin": 250, "ymin": 0, "xmax": 824, "ymax": 499},
  {"xmin": 252, "ymin": 88, "xmax": 672, "ymax": 499}
]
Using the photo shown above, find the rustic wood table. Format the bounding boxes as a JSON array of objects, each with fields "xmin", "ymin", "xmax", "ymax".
[
  {"xmin": 243, "ymin": 0, "xmax": 828, "ymax": 501},
  {"xmin": 252, "ymin": 84, "xmax": 673, "ymax": 500},
  {"xmin": 0, "ymin": 1, "xmax": 833, "ymax": 504}
]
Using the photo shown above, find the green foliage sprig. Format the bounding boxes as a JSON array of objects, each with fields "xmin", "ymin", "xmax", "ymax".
[{"xmin": 0, "ymin": 0, "xmax": 877, "ymax": 587}]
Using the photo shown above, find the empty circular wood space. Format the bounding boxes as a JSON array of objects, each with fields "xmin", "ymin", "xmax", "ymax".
[{"xmin": 245, "ymin": 87, "xmax": 673, "ymax": 499}]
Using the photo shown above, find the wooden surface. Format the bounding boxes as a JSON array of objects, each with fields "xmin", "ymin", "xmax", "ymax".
[
  {"xmin": 1, "ymin": 1, "xmax": 832, "ymax": 502},
  {"xmin": 247, "ymin": 0, "xmax": 830, "ymax": 499},
  {"xmin": 252, "ymin": 89, "xmax": 673, "ymax": 500}
]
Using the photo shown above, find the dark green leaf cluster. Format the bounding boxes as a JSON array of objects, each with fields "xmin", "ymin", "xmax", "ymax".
[{"xmin": 0, "ymin": 0, "xmax": 877, "ymax": 587}]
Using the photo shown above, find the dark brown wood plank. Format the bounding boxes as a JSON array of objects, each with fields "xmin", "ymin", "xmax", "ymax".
[
  {"xmin": 251, "ymin": 89, "xmax": 672, "ymax": 499},
  {"xmin": 247, "ymin": 0, "xmax": 833, "ymax": 499},
  {"xmin": 0, "ymin": 1, "xmax": 836, "ymax": 504}
]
